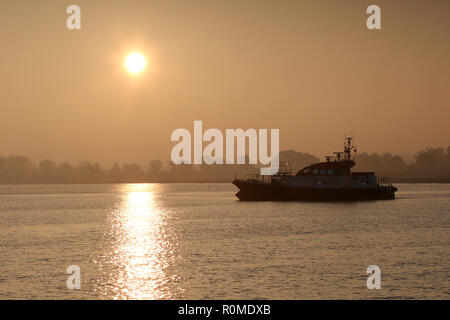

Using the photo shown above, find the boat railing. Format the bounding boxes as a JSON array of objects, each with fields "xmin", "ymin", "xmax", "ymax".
[
  {"xmin": 245, "ymin": 174, "xmax": 270, "ymax": 183},
  {"xmin": 236, "ymin": 161, "xmax": 292, "ymax": 183},
  {"xmin": 241, "ymin": 173, "xmax": 289, "ymax": 184},
  {"xmin": 278, "ymin": 161, "xmax": 292, "ymax": 176},
  {"xmin": 377, "ymin": 176, "xmax": 393, "ymax": 187}
]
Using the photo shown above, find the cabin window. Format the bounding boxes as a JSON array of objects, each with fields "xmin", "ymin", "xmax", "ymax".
[
  {"xmin": 312, "ymin": 169, "xmax": 318, "ymax": 174},
  {"xmin": 327, "ymin": 169, "xmax": 334, "ymax": 175},
  {"xmin": 319, "ymin": 169, "xmax": 326, "ymax": 174}
]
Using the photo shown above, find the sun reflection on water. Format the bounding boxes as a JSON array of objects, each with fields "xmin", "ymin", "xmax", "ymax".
[{"xmin": 99, "ymin": 184, "xmax": 180, "ymax": 299}]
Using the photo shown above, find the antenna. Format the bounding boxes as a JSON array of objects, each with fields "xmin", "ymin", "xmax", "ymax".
[
  {"xmin": 333, "ymin": 152, "xmax": 343, "ymax": 162},
  {"xmin": 343, "ymin": 136, "xmax": 357, "ymax": 161}
]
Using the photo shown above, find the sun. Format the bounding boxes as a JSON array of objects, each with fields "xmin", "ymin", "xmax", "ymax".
[{"xmin": 125, "ymin": 52, "xmax": 147, "ymax": 74}]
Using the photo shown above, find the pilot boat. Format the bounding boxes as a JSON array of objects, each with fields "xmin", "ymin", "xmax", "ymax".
[{"xmin": 232, "ymin": 137, "xmax": 397, "ymax": 201}]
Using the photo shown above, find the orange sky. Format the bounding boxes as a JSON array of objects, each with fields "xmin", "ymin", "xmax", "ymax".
[{"xmin": 0, "ymin": 0, "xmax": 449, "ymax": 165}]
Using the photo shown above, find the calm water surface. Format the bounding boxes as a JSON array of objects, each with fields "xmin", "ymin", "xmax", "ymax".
[{"xmin": 0, "ymin": 183, "xmax": 448, "ymax": 299}]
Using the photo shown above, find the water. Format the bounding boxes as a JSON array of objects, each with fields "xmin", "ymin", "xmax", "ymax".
[{"xmin": 0, "ymin": 183, "xmax": 448, "ymax": 299}]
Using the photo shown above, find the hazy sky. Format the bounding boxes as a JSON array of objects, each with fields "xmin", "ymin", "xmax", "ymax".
[{"xmin": 1, "ymin": 0, "xmax": 449, "ymax": 165}]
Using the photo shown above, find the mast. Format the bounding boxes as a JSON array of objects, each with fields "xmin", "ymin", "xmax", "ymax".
[
  {"xmin": 325, "ymin": 137, "xmax": 357, "ymax": 163},
  {"xmin": 343, "ymin": 136, "xmax": 357, "ymax": 161}
]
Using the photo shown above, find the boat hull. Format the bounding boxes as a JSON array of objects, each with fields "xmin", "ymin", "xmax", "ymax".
[{"xmin": 232, "ymin": 180, "xmax": 397, "ymax": 201}]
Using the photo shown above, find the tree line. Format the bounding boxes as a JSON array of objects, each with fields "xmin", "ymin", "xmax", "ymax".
[{"xmin": 0, "ymin": 146, "xmax": 449, "ymax": 184}]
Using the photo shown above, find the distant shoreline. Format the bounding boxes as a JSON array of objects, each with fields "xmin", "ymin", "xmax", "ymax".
[
  {"xmin": 1, "ymin": 147, "xmax": 449, "ymax": 186},
  {"xmin": 391, "ymin": 177, "xmax": 450, "ymax": 183},
  {"xmin": 0, "ymin": 179, "xmax": 449, "ymax": 185}
]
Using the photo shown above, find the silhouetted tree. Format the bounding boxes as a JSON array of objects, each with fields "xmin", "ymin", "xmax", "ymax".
[
  {"xmin": 148, "ymin": 160, "xmax": 163, "ymax": 181},
  {"xmin": 0, "ymin": 156, "xmax": 34, "ymax": 183},
  {"xmin": 414, "ymin": 147, "xmax": 450, "ymax": 176},
  {"xmin": 59, "ymin": 162, "xmax": 75, "ymax": 183},
  {"xmin": 122, "ymin": 163, "xmax": 144, "ymax": 182},
  {"xmin": 355, "ymin": 152, "xmax": 408, "ymax": 176}
]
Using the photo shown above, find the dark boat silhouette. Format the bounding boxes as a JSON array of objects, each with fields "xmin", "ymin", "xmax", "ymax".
[{"xmin": 232, "ymin": 137, "xmax": 397, "ymax": 201}]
